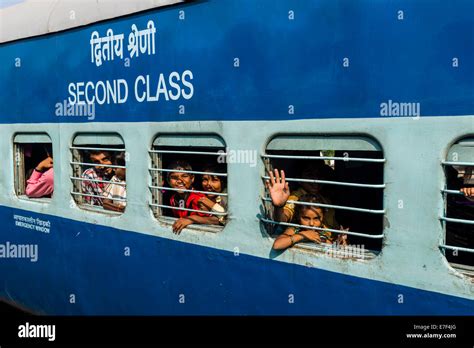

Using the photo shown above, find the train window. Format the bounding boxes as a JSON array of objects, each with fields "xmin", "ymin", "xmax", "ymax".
[
  {"xmin": 70, "ymin": 133, "xmax": 127, "ymax": 215},
  {"xmin": 13, "ymin": 133, "xmax": 54, "ymax": 201},
  {"xmin": 261, "ymin": 135, "xmax": 385, "ymax": 258},
  {"xmin": 441, "ymin": 137, "xmax": 474, "ymax": 273},
  {"xmin": 149, "ymin": 134, "xmax": 228, "ymax": 233}
]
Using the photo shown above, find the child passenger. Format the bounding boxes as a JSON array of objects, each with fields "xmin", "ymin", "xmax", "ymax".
[
  {"xmin": 102, "ymin": 153, "xmax": 126, "ymax": 213},
  {"xmin": 272, "ymin": 194, "xmax": 348, "ymax": 251},
  {"xmin": 266, "ymin": 166, "xmax": 339, "ymax": 229},
  {"xmin": 167, "ymin": 161, "xmax": 219, "ymax": 234},
  {"xmin": 198, "ymin": 164, "xmax": 227, "ymax": 225}
]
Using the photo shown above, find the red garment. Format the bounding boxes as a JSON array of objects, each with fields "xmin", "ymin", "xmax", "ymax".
[{"xmin": 169, "ymin": 191, "xmax": 210, "ymax": 218}]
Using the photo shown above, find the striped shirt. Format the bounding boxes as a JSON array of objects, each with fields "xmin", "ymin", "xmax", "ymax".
[
  {"xmin": 81, "ymin": 168, "xmax": 105, "ymax": 206},
  {"xmin": 102, "ymin": 175, "xmax": 127, "ymax": 207}
]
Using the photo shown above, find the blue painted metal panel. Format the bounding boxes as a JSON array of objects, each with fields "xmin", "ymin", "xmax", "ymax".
[
  {"xmin": 0, "ymin": 0, "xmax": 473, "ymax": 124},
  {"xmin": 0, "ymin": 206, "xmax": 472, "ymax": 315},
  {"xmin": 1, "ymin": 0, "xmax": 473, "ymax": 316}
]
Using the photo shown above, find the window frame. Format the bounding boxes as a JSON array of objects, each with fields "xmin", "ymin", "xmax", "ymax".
[
  {"xmin": 261, "ymin": 134, "xmax": 386, "ymax": 259},
  {"xmin": 148, "ymin": 133, "xmax": 229, "ymax": 233},
  {"xmin": 13, "ymin": 132, "xmax": 53, "ymax": 203},
  {"xmin": 440, "ymin": 136, "xmax": 474, "ymax": 274},
  {"xmin": 70, "ymin": 133, "xmax": 127, "ymax": 215}
]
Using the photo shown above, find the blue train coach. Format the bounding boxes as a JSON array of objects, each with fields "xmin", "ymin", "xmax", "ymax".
[{"xmin": 0, "ymin": 0, "xmax": 473, "ymax": 315}]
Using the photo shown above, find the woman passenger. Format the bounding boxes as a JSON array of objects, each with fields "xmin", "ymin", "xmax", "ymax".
[{"xmin": 25, "ymin": 145, "xmax": 54, "ymax": 198}]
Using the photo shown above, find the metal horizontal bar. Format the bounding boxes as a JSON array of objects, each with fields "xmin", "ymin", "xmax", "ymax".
[
  {"xmin": 149, "ymin": 185, "xmax": 227, "ymax": 196},
  {"xmin": 442, "ymin": 189, "xmax": 465, "ymax": 195},
  {"xmin": 70, "ymin": 161, "xmax": 126, "ymax": 169},
  {"xmin": 295, "ymin": 241, "xmax": 377, "ymax": 258},
  {"xmin": 442, "ymin": 161, "xmax": 474, "ymax": 166},
  {"xmin": 440, "ymin": 216, "xmax": 474, "ymax": 225},
  {"xmin": 149, "ymin": 203, "xmax": 227, "ymax": 216},
  {"xmin": 78, "ymin": 204, "xmax": 123, "ymax": 215},
  {"xmin": 70, "ymin": 146, "xmax": 126, "ymax": 152},
  {"xmin": 262, "ymin": 176, "xmax": 385, "ymax": 189},
  {"xmin": 262, "ymin": 154, "xmax": 386, "ymax": 163},
  {"xmin": 149, "ymin": 150, "xmax": 226, "ymax": 156},
  {"xmin": 261, "ymin": 197, "xmax": 385, "ymax": 214},
  {"xmin": 439, "ymin": 244, "xmax": 474, "ymax": 254},
  {"xmin": 71, "ymin": 191, "xmax": 127, "ymax": 202},
  {"xmin": 260, "ymin": 217, "xmax": 384, "ymax": 239},
  {"xmin": 149, "ymin": 168, "xmax": 227, "ymax": 177},
  {"xmin": 156, "ymin": 215, "xmax": 224, "ymax": 233},
  {"xmin": 70, "ymin": 176, "xmax": 126, "ymax": 186}
]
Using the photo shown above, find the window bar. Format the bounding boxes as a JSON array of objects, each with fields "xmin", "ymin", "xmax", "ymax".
[
  {"xmin": 442, "ymin": 189, "xmax": 468, "ymax": 196},
  {"xmin": 149, "ymin": 203, "xmax": 227, "ymax": 216},
  {"xmin": 70, "ymin": 146, "xmax": 126, "ymax": 152},
  {"xmin": 441, "ymin": 161, "xmax": 474, "ymax": 166},
  {"xmin": 439, "ymin": 244, "xmax": 474, "ymax": 254},
  {"xmin": 150, "ymin": 185, "xmax": 228, "ymax": 196},
  {"xmin": 70, "ymin": 162, "xmax": 126, "ymax": 169},
  {"xmin": 149, "ymin": 149, "xmax": 227, "ymax": 156},
  {"xmin": 439, "ymin": 216, "xmax": 474, "ymax": 225},
  {"xmin": 262, "ymin": 175, "xmax": 385, "ymax": 189},
  {"xmin": 149, "ymin": 168, "xmax": 227, "ymax": 177},
  {"xmin": 71, "ymin": 191, "xmax": 127, "ymax": 202},
  {"xmin": 260, "ymin": 217, "xmax": 384, "ymax": 239},
  {"xmin": 260, "ymin": 197, "xmax": 385, "ymax": 214},
  {"xmin": 70, "ymin": 177, "xmax": 127, "ymax": 186},
  {"xmin": 262, "ymin": 154, "xmax": 386, "ymax": 163}
]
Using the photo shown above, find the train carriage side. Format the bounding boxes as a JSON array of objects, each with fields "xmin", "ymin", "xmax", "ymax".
[{"xmin": 0, "ymin": 0, "xmax": 473, "ymax": 315}]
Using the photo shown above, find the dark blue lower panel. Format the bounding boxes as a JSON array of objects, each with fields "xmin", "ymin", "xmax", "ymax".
[{"xmin": 0, "ymin": 206, "xmax": 472, "ymax": 315}]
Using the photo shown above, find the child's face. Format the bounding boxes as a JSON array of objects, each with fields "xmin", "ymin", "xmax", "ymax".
[
  {"xmin": 201, "ymin": 174, "xmax": 222, "ymax": 196},
  {"xmin": 115, "ymin": 167, "xmax": 126, "ymax": 180},
  {"xmin": 299, "ymin": 207, "xmax": 324, "ymax": 228},
  {"xmin": 168, "ymin": 172, "xmax": 194, "ymax": 192}
]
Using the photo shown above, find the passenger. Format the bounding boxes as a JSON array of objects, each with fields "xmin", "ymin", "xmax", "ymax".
[
  {"xmin": 461, "ymin": 187, "xmax": 474, "ymax": 198},
  {"xmin": 167, "ymin": 161, "xmax": 219, "ymax": 234},
  {"xmin": 102, "ymin": 153, "xmax": 126, "ymax": 212},
  {"xmin": 460, "ymin": 167, "xmax": 474, "ymax": 198},
  {"xmin": 446, "ymin": 165, "xmax": 474, "ymax": 265},
  {"xmin": 266, "ymin": 165, "xmax": 339, "ymax": 229},
  {"xmin": 198, "ymin": 164, "xmax": 227, "ymax": 225},
  {"xmin": 25, "ymin": 151, "xmax": 54, "ymax": 198},
  {"xmin": 81, "ymin": 150, "xmax": 114, "ymax": 206},
  {"xmin": 272, "ymin": 194, "xmax": 348, "ymax": 250}
]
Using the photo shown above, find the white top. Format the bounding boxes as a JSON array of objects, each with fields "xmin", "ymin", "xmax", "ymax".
[{"xmin": 0, "ymin": 0, "xmax": 184, "ymax": 43}]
